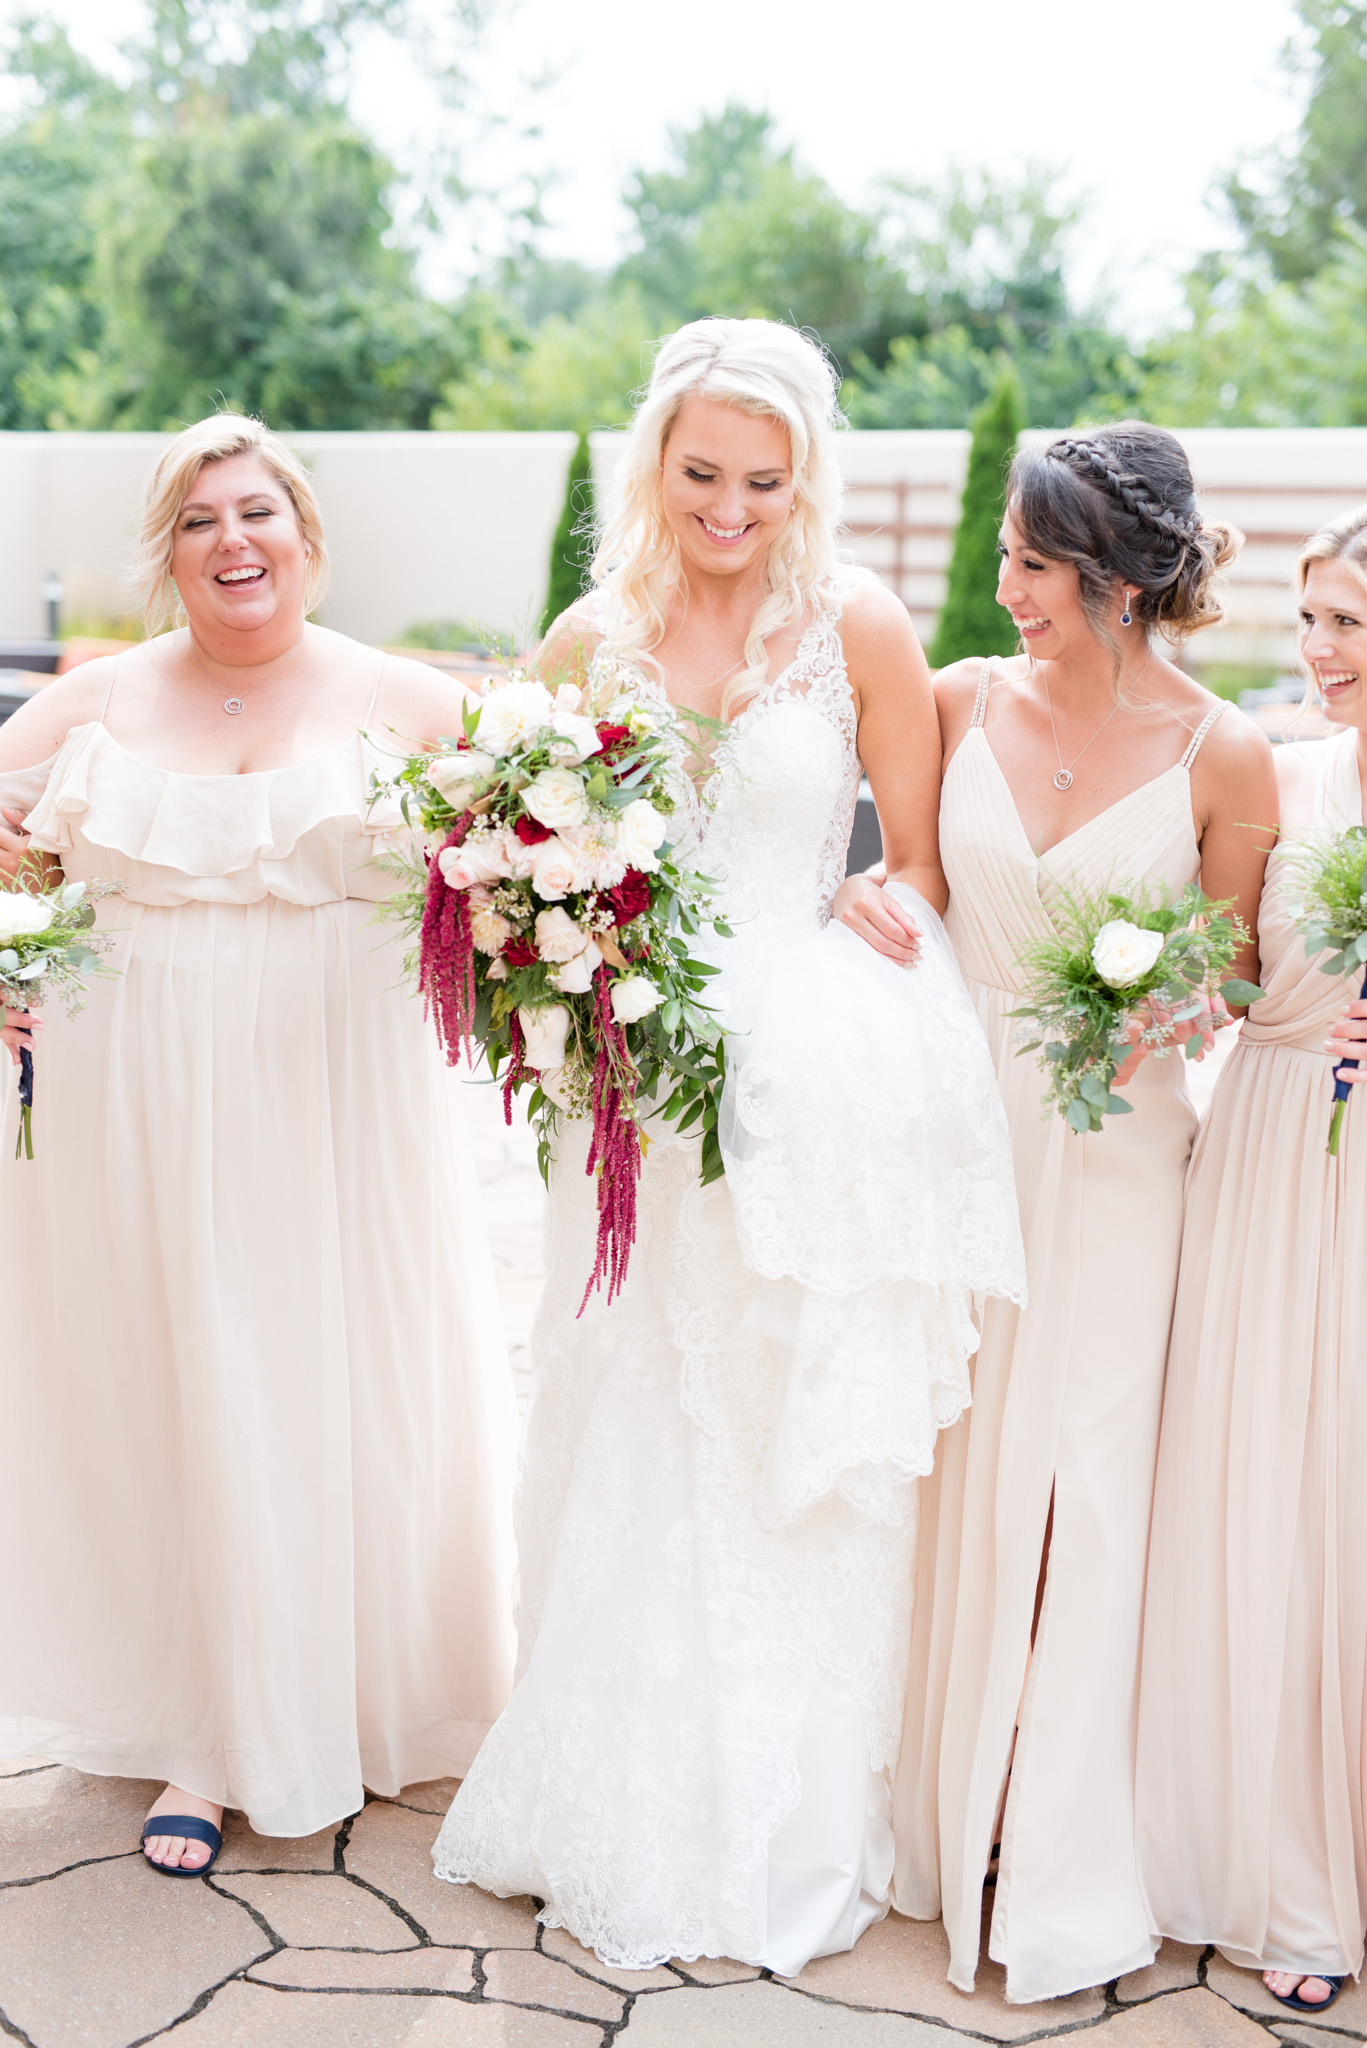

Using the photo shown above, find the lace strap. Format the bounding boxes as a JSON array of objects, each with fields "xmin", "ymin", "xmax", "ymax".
[
  {"xmin": 1180, "ymin": 702, "xmax": 1226, "ymax": 769},
  {"xmin": 970, "ymin": 661, "xmax": 992, "ymax": 729}
]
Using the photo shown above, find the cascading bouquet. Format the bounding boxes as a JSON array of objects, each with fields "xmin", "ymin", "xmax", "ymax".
[
  {"xmin": 1012, "ymin": 882, "xmax": 1262, "ymax": 1133},
  {"xmin": 1284, "ymin": 822, "xmax": 1367, "ymax": 1155},
  {"xmin": 0, "ymin": 856, "xmax": 123, "ymax": 1159},
  {"xmin": 378, "ymin": 659, "xmax": 730, "ymax": 1307}
]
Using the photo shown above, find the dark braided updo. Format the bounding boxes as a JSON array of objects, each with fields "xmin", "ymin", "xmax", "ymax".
[{"xmin": 1008, "ymin": 422, "xmax": 1240, "ymax": 648}]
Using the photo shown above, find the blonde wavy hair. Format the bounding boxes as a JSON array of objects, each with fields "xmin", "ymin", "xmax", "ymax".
[
  {"xmin": 589, "ymin": 318, "xmax": 846, "ymax": 718},
  {"xmin": 137, "ymin": 414, "xmax": 329, "ymax": 634}
]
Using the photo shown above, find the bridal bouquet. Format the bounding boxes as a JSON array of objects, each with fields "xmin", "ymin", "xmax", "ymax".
[
  {"xmin": 0, "ymin": 859, "xmax": 122, "ymax": 1159},
  {"xmin": 379, "ymin": 661, "xmax": 729, "ymax": 1306},
  {"xmin": 1012, "ymin": 882, "xmax": 1261, "ymax": 1134},
  {"xmin": 1285, "ymin": 823, "xmax": 1367, "ymax": 1155}
]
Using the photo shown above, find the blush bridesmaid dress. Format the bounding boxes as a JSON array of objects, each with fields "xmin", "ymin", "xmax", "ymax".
[
  {"xmin": 0, "ymin": 662, "xmax": 518, "ymax": 1836},
  {"xmin": 1137, "ymin": 728, "xmax": 1367, "ymax": 1984},
  {"xmin": 893, "ymin": 659, "xmax": 1228, "ymax": 2002}
]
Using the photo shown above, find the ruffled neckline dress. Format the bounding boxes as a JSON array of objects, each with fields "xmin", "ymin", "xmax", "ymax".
[{"xmin": 0, "ymin": 720, "xmax": 518, "ymax": 1833}]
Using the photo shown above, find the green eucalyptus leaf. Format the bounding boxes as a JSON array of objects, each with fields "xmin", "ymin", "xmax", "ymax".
[
  {"xmin": 1219, "ymin": 978, "xmax": 1265, "ymax": 1005},
  {"xmin": 1066, "ymin": 1098, "xmax": 1094, "ymax": 1133},
  {"xmin": 1105, "ymin": 1094, "xmax": 1135, "ymax": 1114}
]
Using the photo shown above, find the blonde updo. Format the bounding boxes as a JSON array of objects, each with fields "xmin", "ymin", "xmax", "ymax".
[
  {"xmin": 590, "ymin": 318, "xmax": 846, "ymax": 717},
  {"xmin": 1009, "ymin": 422, "xmax": 1240, "ymax": 651},
  {"xmin": 137, "ymin": 414, "xmax": 329, "ymax": 634}
]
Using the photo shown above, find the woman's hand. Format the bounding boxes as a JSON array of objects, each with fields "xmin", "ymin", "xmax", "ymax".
[
  {"xmin": 1113, "ymin": 990, "xmax": 1226, "ymax": 1087},
  {"xmin": 1326, "ymin": 997, "xmax": 1367, "ymax": 1084},
  {"xmin": 0, "ymin": 1006, "xmax": 41, "ymax": 1068},
  {"xmin": 831, "ymin": 874, "xmax": 922, "ymax": 966},
  {"xmin": 0, "ymin": 806, "xmax": 30, "ymax": 877}
]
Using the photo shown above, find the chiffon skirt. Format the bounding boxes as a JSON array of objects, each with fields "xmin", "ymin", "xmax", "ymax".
[
  {"xmin": 1137, "ymin": 1038, "xmax": 1367, "ymax": 1976},
  {"xmin": 0, "ymin": 895, "xmax": 518, "ymax": 1835}
]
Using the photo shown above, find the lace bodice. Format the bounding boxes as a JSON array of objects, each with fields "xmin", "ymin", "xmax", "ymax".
[{"xmin": 582, "ymin": 571, "xmax": 866, "ymax": 928}]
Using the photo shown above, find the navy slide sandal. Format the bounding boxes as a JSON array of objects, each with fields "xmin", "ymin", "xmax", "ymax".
[
  {"xmin": 140, "ymin": 1813, "xmax": 223, "ymax": 1877},
  {"xmin": 1267, "ymin": 1975, "xmax": 1346, "ymax": 2013}
]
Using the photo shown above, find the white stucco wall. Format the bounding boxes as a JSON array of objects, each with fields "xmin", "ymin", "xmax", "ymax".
[
  {"xmin": 0, "ymin": 430, "xmax": 579, "ymax": 646},
  {"xmin": 3, "ymin": 426, "xmax": 1366, "ymax": 668}
]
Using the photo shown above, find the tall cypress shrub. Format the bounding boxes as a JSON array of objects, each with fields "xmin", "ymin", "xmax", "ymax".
[
  {"xmin": 928, "ymin": 365, "xmax": 1024, "ymax": 669},
  {"xmin": 539, "ymin": 432, "xmax": 594, "ymax": 637}
]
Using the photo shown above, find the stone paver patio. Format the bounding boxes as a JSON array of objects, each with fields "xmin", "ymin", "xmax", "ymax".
[{"xmin": 6, "ymin": 1051, "xmax": 1329, "ymax": 2048}]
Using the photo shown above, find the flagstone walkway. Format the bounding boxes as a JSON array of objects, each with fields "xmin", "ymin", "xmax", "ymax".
[{"xmin": 4, "ymin": 1053, "xmax": 1331, "ymax": 2048}]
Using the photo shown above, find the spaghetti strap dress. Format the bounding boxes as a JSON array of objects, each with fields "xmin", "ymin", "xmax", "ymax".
[
  {"xmin": 1137, "ymin": 728, "xmax": 1367, "ymax": 1981},
  {"xmin": 0, "ymin": 664, "xmax": 518, "ymax": 1836},
  {"xmin": 892, "ymin": 662, "xmax": 1227, "ymax": 2001}
]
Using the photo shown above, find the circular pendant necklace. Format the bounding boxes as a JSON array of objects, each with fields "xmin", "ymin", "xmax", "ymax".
[
  {"xmin": 184, "ymin": 633, "xmax": 251, "ymax": 715},
  {"xmin": 1041, "ymin": 649, "xmax": 1153, "ymax": 791}
]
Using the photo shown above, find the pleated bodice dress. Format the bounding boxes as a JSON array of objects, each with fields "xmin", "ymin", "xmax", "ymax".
[
  {"xmin": 1137, "ymin": 727, "xmax": 1367, "ymax": 1980},
  {"xmin": 892, "ymin": 662, "xmax": 1226, "ymax": 2001},
  {"xmin": 0, "ymin": 693, "xmax": 518, "ymax": 1836}
]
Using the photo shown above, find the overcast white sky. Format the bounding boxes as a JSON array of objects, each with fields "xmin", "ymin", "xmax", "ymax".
[{"xmin": 7, "ymin": 0, "xmax": 1308, "ymax": 330}]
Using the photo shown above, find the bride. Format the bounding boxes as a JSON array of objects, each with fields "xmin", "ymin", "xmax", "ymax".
[{"xmin": 434, "ymin": 317, "xmax": 1026, "ymax": 1973}]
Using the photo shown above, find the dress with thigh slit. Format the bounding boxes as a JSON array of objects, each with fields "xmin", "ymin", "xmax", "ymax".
[{"xmin": 892, "ymin": 662, "xmax": 1227, "ymax": 2001}]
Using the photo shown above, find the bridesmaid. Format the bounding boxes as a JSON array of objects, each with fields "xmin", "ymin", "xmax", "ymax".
[
  {"xmin": 1137, "ymin": 509, "xmax": 1367, "ymax": 2012},
  {"xmin": 839, "ymin": 423, "xmax": 1277, "ymax": 2000},
  {"xmin": 0, "ymin": 416, "xmax": 517, "ymax": 1874}
]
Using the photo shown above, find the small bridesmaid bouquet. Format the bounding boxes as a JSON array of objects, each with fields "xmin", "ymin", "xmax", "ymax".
[
  {"xmin": 0, "ymin": 858, "xmax": 123, "ymax": 1159},
  {"xmin": 1012, "ymin": 882, "xmax": 1261, "ymax": 1134},
  {"xmin": 375, "ymin": 661, "xmax": 730, "ymax": 1307},
  {"xmin": 1286, "ymin": 823, "xmax": 1367, "ymax": 1155}
]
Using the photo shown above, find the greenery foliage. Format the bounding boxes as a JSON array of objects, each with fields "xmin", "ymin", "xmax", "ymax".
[
  {"xmin": 0, "ymin": 0, "xmax": 1360, "ymax": 434},
  {"xmin": 928, "ymin": 366, "xmax": 1023, "ymax": 669},
  {"xmin": 1012, "ymin": 882, "xmax": 1259, "ymax": 1135},
  {"xmin": 540, "ymin": 434, "xmax": 594, "ymax": 636}
]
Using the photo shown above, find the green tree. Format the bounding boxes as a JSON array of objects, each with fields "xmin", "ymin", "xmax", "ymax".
[
  {"xmin": 929, "ymin": 366, "xmax": 1023, "ymax": 669},
  {"xmin": 844, "ymin": 169, "xmax": 1139, "ymax": 429},
  {"xmin": 0, "ymin": 22, "xmax": 125, "ymax": 428},
  {"xmin": 0, "ymin": 0, "xmax": 483, "ymax": 429},
  {"xmin": 612, "ymin": 103, "xmax": 904, "ymax": 368},
  {"xmin": 1137, "ymin": 229, "xmax": 1367, "ymax": 426},
  {"xmin": 435, "ymin": 291, "xmax": 654, "ymax": 430},
  {"xmin": 1224, "ymin": 1, "xmax": 1367, "ymax": 282},
  {"xmin": 539, "ymin": 433, "xmax": 593, "ymax": 634}
]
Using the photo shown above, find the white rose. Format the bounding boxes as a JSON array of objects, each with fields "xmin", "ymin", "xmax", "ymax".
[
  {"xmin": 485, "ymin": 956, "xmax": 508, "ymax": 981},
  {"xmin": 522, "ymin": 767, "xmax": 590, "ymax": 831},
  {"xmin": 545, "ymin": 712, "xmax": 603, "ymax": 767},
  {"xmin": 615, "ymin": 798, "xmax": 668, "ymax": 873},
  {"xmin": 610, "ymin": 975, "xmax": 662, "ymax": 1024},
  {"xmin": 561, "ymin": 821, "xmax": 627, "ymax": 890},
  {"xmin": 470, "ymin": 904, "xmax": 513, "ymax": 955},
  {"xmin": 437, "ymin": 830, "xmax": 513, "ymax": 890},
  {"xmin": 534, "ymin": 906, "xmax": 593, "ymax": 963},
  {"xmin": 1091, "ymin": 919, "xmax": 1166, "ymax": 988},
  {"xmin": 529, "ymin": 835, "xmax": 583, "ymax": 902},
  {"xmin": 518, "ymin": 1002, "xmax": 572, "ymax": 1070},
  {"xmin": 0, "ymin": 895, "xmax": 54, "ymax": 944},
  {"xmin": 426, "ymin": 748, "xmax": 498, "ymax": 810},
  {"xmin": 475, "ymin": 681, "xmax": 555, "ymax": 756},
  {"xmin": 550, "ymin": 940, "xmax": 602, "ymax": 994},
  {"xmin": 552, "ymin": 682, "xmax": 584, "ymax": 714}
]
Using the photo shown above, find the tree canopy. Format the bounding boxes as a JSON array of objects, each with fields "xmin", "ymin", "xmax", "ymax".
[{"xmin": 0, "ymin": 0, "xmax": 1361, "ymax": 433}]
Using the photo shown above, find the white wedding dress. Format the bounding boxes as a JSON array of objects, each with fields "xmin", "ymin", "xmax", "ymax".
[{"xmin": 433, "ymin": 571, "xmax": 1025, "ymax": 1972}]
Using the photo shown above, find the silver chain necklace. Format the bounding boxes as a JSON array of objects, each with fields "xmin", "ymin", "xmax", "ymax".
[
  {"xmin": 183, "ymin": 632, "xmax": 252, "ymax": 715},
  {"xmin": 1040, "ymin": 649, "xmax": 1154, "ymax": 791}
]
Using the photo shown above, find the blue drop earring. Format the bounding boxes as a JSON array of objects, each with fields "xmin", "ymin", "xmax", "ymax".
[{"xmin": 1121, "ymin": 589, "xmax": 1134, "ymax": 627}]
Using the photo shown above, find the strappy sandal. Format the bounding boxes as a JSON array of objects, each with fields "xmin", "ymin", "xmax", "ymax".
[
  {"xmin": 140, "ymin": 1813, "xmax": 223, "ymax": 1878},
  {"xmin": 1266, "ymin": 1974, "xmax": 1345, "ymax": 2013}
]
